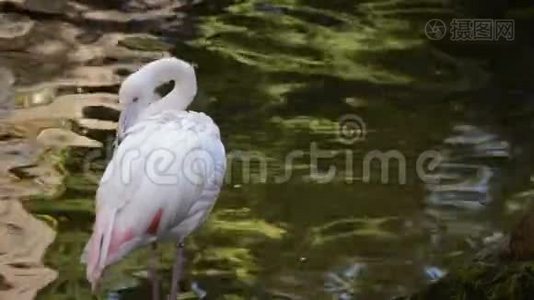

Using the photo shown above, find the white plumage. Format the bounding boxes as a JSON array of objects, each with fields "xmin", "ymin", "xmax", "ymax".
[{"xmin": 82, "ymin": 58, "xmax": 225, "ymax": 297}]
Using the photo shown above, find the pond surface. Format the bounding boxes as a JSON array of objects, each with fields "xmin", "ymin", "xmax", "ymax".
[{"xmin": 8, "ymin": 0, "xmax": 534, "ymax": 299}]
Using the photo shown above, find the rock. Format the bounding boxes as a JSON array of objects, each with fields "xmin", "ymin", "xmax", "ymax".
[
  {"xmin": 0, "ymin": 139, "xmax": 41, "ymax": 173},
  {"xmin": 0, "ymin": 200, "xmax": 57, "ymax": 300},
  {"xmin": 23, "ymin": 0, "xmax": 67, "ymax": 14},
  {"xmin": 25, "ymin": 22, "xmax": 88, "ymax": 61},
  {"xmin": 118, "ymin": 36, "xmax": 173, "ymax": 52},
  {"xmin": 75, "ymin": 30, "xmax": 102, "ymax": 45},
  {"xmin": 0, "ymin": 53, "xmax": 60, "ymax": 86},
  {"xmin": 81, "ymin": 104, "xmax": 120, "ymax": 121},
  {"xmin": 122, "ymin": 0, "xmax": 176, "ymax": 11},
  {"xmin": 82, "ymin": 1, "xmax": 185, "ymax": 23},
  {"xmin": 105, "ymin": 43, "xmax": 170, "ymax": 63},
  {"xmin": 9, "ymin": 93, "xmax": 119, "ymax": 123},
  {"xmin": 0, "ymin": 13, "xmax": 34, "ymax": 51},
  {"xmin": 0, "ymin": 135, "xmax": 64, "ymax": 199},
  {"xmin": 55, "ymin": 65, "xmax": 122, "ymax": 87},
  {"xmin": 0, "ymin": 124, "xmax": 23, "ymax": 141},
  {"xmin": 0, "ymin": 67, "xmax": 15, "ymax": 86},
  {"xmin": 75, "ymin": 118, "xmax": 117, "ymax": 131},
  {"xmin": 36, "ymin": 128, "xmax": 102, "ymax": 148},
  {"xmin": 80, "ymin": 32, "xmax": 171, "ymax": 65},
  {"xmin": 0, "ymin": 0, "xmax": 24, "ymax": 5},
  {"xmin": 0, "ymin": 178, "xmax": 45, "ymax": 200},
  {"xmin": 72, "ymin": 118, "xmax": 117, "ymax": 143}
]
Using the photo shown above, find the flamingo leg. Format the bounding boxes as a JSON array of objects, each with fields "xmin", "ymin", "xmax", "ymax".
[
  {"xmin": 149, "ymin": 243, "xmax": 160, "ymax": 300},
  {"xmin": 168, "ymin": 241, "xmax": 185, "ymax": 300}
]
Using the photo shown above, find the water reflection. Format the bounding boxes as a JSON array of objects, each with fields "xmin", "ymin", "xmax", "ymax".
[{"xmin": 0, "ymin": 0, "xmax": 532, "ymax": 299}]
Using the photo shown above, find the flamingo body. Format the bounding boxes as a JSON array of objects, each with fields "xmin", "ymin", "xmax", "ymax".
[{"xmin": 82, "ymin": 58, "xmax": 225, "ymax": 292}]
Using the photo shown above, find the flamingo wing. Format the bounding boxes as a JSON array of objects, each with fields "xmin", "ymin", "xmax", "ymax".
[{"xmin": 83, "ymin": 111, "xmax": 226, "ymax": 289}]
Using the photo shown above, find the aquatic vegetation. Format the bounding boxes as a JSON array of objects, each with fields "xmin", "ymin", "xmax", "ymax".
[
  {"xmin": 205, "ymin": 208, "xmax": 287, "ymax": 241},
  {"xmin": 309, "ymin": 217, "xmax": 402, "ymax": 246}
]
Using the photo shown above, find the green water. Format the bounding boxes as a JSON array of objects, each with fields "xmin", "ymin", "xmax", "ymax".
[{"xmin": 26, "ymin": 0, "xmax": 534, "ymax": 299}]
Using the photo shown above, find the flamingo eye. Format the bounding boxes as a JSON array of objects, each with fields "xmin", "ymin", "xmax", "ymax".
[{"xmin": 132, "ymin": 97, "xmax": 139, "ymax": 103}]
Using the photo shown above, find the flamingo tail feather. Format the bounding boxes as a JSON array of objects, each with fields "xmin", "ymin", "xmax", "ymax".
[{"xmin": 82, "ymin": 207, "xmax": 117, "ymax": 292}]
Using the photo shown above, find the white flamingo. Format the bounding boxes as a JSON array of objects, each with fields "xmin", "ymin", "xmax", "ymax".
[{"xmin": 82, "ymin": 57, "xmax": 226, "ymax": 299}]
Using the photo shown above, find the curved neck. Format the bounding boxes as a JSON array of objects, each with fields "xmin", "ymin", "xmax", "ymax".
[{"xmin": 143, "ymin": 58, "xmax": 197, "ymax": 116}]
